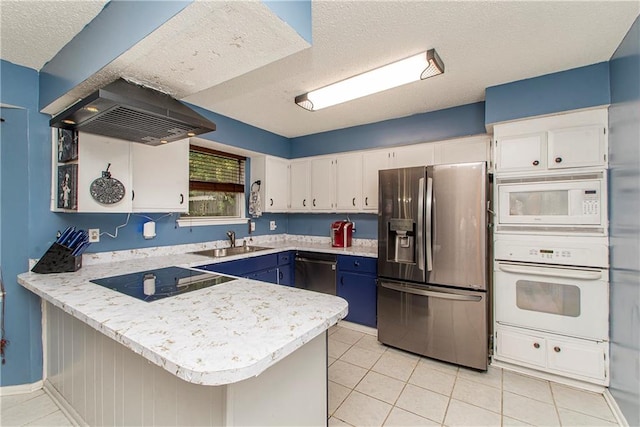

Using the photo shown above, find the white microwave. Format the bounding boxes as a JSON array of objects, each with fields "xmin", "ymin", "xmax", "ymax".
[{"xmin": 496, "ymin": 172, "xmax": 607, "ymax": 235}]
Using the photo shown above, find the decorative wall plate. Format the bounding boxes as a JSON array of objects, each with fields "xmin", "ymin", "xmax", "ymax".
[{"xmin": 90, "ymin": 163, "xmax": 125, "ymax": 205}]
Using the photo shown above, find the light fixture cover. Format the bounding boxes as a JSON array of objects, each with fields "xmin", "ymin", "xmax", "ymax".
[{"xmin": 295, "ymin": 49, "xmax": 444, "ymax": 111}]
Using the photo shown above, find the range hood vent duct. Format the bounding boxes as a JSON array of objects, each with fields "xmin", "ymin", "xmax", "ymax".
[{"xmin": 50, "ymin": 79, "xmax": 216, "ymax": 145}]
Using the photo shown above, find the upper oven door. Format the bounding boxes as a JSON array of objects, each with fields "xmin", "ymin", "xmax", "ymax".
[
  {"xmin": 494, "ymin": 261, "xmax": 609, "ymax": 341},
  {"xmin": 496, "ymin": 172, "xmax": 606, "ymax": 234}
]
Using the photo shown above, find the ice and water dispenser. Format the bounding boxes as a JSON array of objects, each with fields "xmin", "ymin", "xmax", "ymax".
[{"xmin": 387, "ymin": 218, "xmax": 416, "ymax": 263}]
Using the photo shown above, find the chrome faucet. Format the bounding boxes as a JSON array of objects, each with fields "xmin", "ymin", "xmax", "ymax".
[{"xmin": 226, "ymin": 230, "xmax": 236, "ymax": 248}]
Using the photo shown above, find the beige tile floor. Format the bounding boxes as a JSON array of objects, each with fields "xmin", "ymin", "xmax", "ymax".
[
  {"xmin": 328, "ymin": 324, "xmax": 619, "ymax": 427},
  {"xmin": 0, "ymin": 325, "xmax": 620, "ymax": 427},
  {"xmin": 0, "ymin": 389, "xmax": 73, "ymax": 426}
]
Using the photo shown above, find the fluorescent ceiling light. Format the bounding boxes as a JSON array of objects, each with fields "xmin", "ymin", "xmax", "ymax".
[{"xmin": 295, "ymin": 49, "xmax": 444, "ymax": 111}]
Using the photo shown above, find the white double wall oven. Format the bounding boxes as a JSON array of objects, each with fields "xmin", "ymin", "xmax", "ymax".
[{"xmin": 491, "ymin": 107, "xmax": 610, "ymax": 386}]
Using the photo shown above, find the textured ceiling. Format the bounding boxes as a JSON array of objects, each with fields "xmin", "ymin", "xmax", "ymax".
[
  {"xmin": 1, "ymin": 1, "xmax": 639, "ymax": 138},
  {"xmin": 0, "ymin": 0, "xmax": 108, "ymax": 70}
]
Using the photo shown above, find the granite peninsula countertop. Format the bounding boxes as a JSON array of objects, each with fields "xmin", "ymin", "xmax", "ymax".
[{"xmin": 18, "ymin": 243, "xmax": 356, "ymax": 386}]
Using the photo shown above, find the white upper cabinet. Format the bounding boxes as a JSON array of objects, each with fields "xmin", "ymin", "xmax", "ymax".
[
  {"xmin": 310, "ymin": 156, "xmax": 335, "ymax": 211},
  {"xmin": 290, "ymin": 159, "xmax": 310, "ymax": 211},
  {"xmin": 251, "ymin": 155, "xmax": 290, "ymax": 212},
  {"xmin": 52, "ymin": 132, "xmax": 193, "ymax": 213},
  {"xmin": 434, "ymin": 135, "xmax": 490, "ymax": 165},
  {"xmin": 496, "ymin": 133, "xmax": 547, "ymax": 172},
  {"xmin": 393, "ymin": 143, "xmax": 435, "ymax": 168},
  {"xmin": 130, "ymin": 139, "xmax": 189, "ymax": 212},
  {"xmin": 494, "ymin": 108, "xmax": 608, "ymax": 174},
  {"xmin": 362, "ymin": 150, "xmax": 391, "ymax": 211},
  {"xmin": 74, "ymin": 133, "xmax": 133, "ymax": 213},
  {"xmin": 547, "ymin": 125, "xmax": 606, "ymax": 169},
  {"xmin": 335, "ymin": 153, "xmax": 363, "ymax": 211}
]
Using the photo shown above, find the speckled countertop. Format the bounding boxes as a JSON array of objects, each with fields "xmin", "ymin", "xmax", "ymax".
[{"xmin": 18, "ymin": 235, "xmax": 375, "ymax": 386}]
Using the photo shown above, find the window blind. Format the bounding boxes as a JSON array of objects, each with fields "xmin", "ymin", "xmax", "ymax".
[{"xmin": 189, "ymin": 146, "xmax": 245, "ymax": 193}]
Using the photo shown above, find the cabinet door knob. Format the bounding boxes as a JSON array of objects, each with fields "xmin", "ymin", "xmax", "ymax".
[
  {"xmin": 354, "ymin": 261, "xmax": 359, "ymax": 267},
  {"xmin": 554, "ymin": 346, "xmax": 561, "ymax": 353},
  {"xmin": 352, "ymin": 197, "xmax": 356, "ymax": 206},
  {"xmin": 555, "ymin": 157, "xmax": 563, "ymax": 163},
  {"xmin": 279, "ymin": 271, "xmax": 283, "ymax": 280},
  {"xmin": 180, "ymin": 193, "xmax": 184, "ymax": 204},
  {"xmin": 532, "ymin": 160, "xmax": 540, "ymax": 166},
  {"xmin": 270, "ymin": 198, "xmax": 273, "ymax": 206},
  {"xmin": 533, "ymin": 342, "xmax": 540, "ymax": 349},
  {"xmin": 313, "ymin": 199, "xmax": 316, "ymax": 207},
  {"xmin": 132, "ymin": 190, "xmax": 135, "ymax": 201},
  {"xmin": 365, "ymin": 197, "xmax": 368, "ymax": 206},
  {"xmin": 303, "ymin": 199, "xmax": 306, "ymax": 207}
]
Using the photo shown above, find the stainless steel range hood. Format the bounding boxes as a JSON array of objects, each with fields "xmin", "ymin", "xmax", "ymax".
[{"xmin": 50, "ymin": 79, "xmax": 216, "ymax": 146}]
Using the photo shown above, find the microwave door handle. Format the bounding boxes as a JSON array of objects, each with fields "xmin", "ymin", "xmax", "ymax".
[
  {"xmin": 497, "ymin": 263, "xmax": 603, "ymax": 280},
  {"xmin": 425, "ymin": 177, "xmax": 433, "ymax": 272},
  {"xmin": 380, "ymin": 281, "xmax": 481, "ymax": 302},
  {"xmin": 417, "ymin": 177, "xmax": 425, "ymax": 271}
]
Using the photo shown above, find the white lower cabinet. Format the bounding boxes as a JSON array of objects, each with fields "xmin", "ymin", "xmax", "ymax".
[{"xmin": 495, "ymin": 325, "xmax": 608, "ymax": 385}]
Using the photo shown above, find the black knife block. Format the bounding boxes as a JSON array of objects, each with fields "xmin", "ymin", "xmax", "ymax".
[{"xmin": 32, "ymin": 242, "xmax": 82, "ymax": 274}]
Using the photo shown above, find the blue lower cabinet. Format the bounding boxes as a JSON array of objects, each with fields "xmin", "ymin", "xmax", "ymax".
[
  {"xmin": 336, "ymin": 255, "xmax": 377, "ymax": 327},
  {"xmin": 278, "ymin": 264, "xmax": 294, "ymax": 286},
  {"xmin": 246, "ymin": 268, "xmax": 279, "ymax": 284},
  {"xmin": 337, "ymin": 272, "xmax": 377, "ymax": 328}
]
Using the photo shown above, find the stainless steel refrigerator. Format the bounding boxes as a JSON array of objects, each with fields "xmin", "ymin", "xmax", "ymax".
[{"xmin": 377, "ymin": 162, "xmax": 490, "ymax": 370}]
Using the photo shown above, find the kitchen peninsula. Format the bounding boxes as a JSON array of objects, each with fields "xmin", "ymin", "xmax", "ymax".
[{"xmin": 18, "ymin": 249, "xmax": 349, "ymax": 426}]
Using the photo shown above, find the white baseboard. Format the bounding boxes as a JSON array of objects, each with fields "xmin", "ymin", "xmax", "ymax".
[
  {"xmin": 43, "ymin": 380, "xmax": 85, "ymax": 427},
  {"xmin": 0, "ymin": 380, "xmax": 43, "ymax": 396},
  {"xmin": 491, "ymin": 359, "xmax": 606, "ymax": 393},
  {"xmin": 604, "ymin": 389, "xmax": 629, "ymax": 427},
  {"xmin": 337, "ymin": 320, "xmax": 377, "ymax": 336}
]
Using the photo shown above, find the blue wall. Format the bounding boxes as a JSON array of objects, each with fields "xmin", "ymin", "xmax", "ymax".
[
  {"xmin": 0, "ymin": 63, "xmax": 45, "ymax": 386},
  {"xmin": 608, "ymin": 15, "xmax": 640, "ymax": 427},
  {"xmin": 262, "ymin": 0, "xmax": 312, "ymax": 44},
  {"xmin": 485, "ymin": 62, "xmax": 611, "ymax": 125},
  {"xmin": 290, "ymin": 102, "xmax": 486, "ymax": 158}
]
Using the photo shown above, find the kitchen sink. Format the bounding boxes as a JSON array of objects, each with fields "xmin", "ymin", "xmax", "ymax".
[{"xmin": 191, "ymin": 246, "xmax": 271, "ymax": 258}]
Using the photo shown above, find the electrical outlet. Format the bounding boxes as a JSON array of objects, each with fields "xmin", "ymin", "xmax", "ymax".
[
  {"xmin": 352, "ymin": 221, "xmax": 356, "ymax": 232},
  {"xmin": 269, "ymin": 220, "xmax": 277, "ymax": 231},
  {"xmin": 250, "ymin": 221, "xmax": 256, "ymax": 232},
  {"xmin": 88, "ymin": 228, "xmax": 100, "ymax": 243}
]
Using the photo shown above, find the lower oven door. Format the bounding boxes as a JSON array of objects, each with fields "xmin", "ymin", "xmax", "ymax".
[
  {"xmin": 495, "ymin": 262, "xmax": 609, "ymax": 340},
  {"xmin": 377, "ymin": 280, "xmax": 488, "ymax": 370}
]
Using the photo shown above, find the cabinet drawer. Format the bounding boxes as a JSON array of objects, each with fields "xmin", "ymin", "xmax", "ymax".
[
  {"xmin": 547, "ymin": 338, "xmax": 606, "ymax": 381},
  {"xmin": 244, "ymin": 253, "xmax": 278, "ymax": 271},
  {"xmin": 496, "ymin": 328, "xmax": 546, "ymax": 368},
  {"xmin": 337, "ymin": 255, "xmax": 377, "ymax": 274}
]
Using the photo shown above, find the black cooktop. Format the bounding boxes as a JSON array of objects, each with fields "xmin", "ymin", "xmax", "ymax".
[{"xmin": 91, "ymin": 266, "xmax": 235, "ymax": 302}]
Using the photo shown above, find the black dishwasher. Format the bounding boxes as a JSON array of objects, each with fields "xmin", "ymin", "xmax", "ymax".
[{"xmin": 294, "ymin": 251, "xmax": 337, "ymax": 295}]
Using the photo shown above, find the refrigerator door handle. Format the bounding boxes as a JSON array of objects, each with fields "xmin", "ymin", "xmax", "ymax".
[
  {"xmin": 380, "ymin": 281, "xmax": 482, "ymax": 302},
  {"xmin": 425, "ymin": 177, "xmax": 433, "ymax": 272},
  {"xmin": 417, "ymin": 177, "xmax": 425, "ymax": 271}
]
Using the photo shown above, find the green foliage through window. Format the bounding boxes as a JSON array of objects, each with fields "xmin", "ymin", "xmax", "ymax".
[{"xmin": 185, "ymin": 146, "xmax": 246, "ymax": 217}]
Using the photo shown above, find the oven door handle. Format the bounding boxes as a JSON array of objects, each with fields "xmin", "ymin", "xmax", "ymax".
[
  {"xmin": 497, "ymin": 263, "xmax": 603, "ymax": 280},
  {"xmin": 380, "ymin": 281, "xmax": 482, "ymax": 302}
]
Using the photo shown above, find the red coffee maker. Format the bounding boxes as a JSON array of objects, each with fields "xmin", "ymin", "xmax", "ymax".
[{"xmin": 331, "ymin": 221, "xmax": 353, "ymax": 247}]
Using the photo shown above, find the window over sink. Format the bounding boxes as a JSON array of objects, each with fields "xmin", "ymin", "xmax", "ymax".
[{"xmin": 178, "ymin": 145, "xmax": 247, "ymax": 226}]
